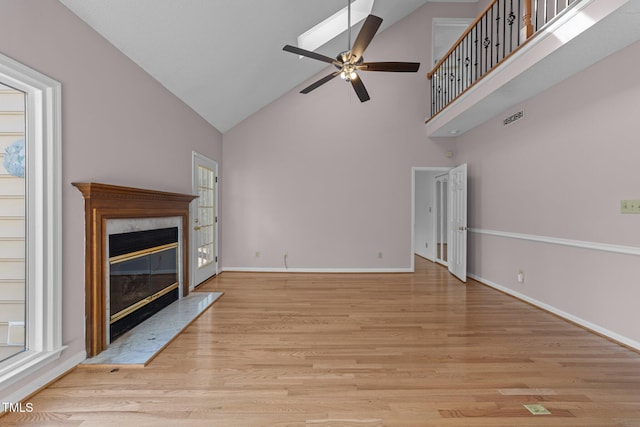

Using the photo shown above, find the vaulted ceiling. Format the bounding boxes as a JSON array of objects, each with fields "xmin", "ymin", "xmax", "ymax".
[{"xmin": 59, "ymin": 0, "xmax": 476, "ymax": 133}]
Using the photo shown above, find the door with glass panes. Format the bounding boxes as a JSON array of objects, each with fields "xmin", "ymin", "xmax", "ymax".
[{"xmin": 191, "ymin": 153, "xmax": 218, "ymax": 287}]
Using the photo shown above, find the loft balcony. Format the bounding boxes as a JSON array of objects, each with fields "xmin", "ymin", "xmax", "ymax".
[{"xmin": 425, "ymin": 0, "xmax": 640, "ymax": 137}]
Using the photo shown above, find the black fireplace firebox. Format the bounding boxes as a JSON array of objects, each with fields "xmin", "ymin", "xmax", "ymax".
[{"xmin": 108, "ymin": 227, "xmax": 179, "ymax": 342}]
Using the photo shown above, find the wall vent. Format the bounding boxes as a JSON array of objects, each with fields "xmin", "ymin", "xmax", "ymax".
[{"xmin": 503, "ymin": 109, "xmax": 525, "ymax": 126}]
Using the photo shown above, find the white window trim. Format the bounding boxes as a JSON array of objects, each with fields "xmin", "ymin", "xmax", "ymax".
[{"xmin": 0, "ymin": 52, "xmax": 65, "ymax": 390}]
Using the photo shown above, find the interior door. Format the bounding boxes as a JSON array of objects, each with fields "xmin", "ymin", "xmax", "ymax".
[
  {"xmin": 448, "ymin": 163, "xmax": 467, "ymax": 283},
  {"xmin": 191, "ymin": 152, "xmax": 218, "ymax": 288}
]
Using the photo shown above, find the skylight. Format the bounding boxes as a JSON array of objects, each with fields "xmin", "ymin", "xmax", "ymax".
[{"xmin": 297, "ymin": 0, "xmax": 375, "ymax": 53}]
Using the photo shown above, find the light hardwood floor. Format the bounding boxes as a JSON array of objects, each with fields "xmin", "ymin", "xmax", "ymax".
[{"xmin": 3, "ymin": 257, "xmax": 640, "ymax": 426}]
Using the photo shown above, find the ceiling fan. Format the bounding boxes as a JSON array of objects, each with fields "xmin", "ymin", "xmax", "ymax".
[{"xmin": 282, "ymin": 1, "xmax": 420, "ymax": 102}]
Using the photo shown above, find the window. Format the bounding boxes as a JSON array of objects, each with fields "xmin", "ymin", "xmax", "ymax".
[
  {"xmin": 0, "ymin": 82, "xmax": 26, "ymax": 363},
  {"xmin": 0, "ymin": 52, "xmax": 63, "ymax": 390},
  {"xmin": 297, "ymin": 0, "xmax": 374, "ymax": 53}
]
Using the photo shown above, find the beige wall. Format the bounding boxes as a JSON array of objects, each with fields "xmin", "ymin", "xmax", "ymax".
[
  {"xmin": 455, "ymin": 40, "xmax": 640, "ymax": 346},
  {"xmin": 0, "ymin": 0, "xmax": 222, "ymax": 401},
  {"xmin": 221, "ymin": 3, "xmax": 476, "ymax": 270}
]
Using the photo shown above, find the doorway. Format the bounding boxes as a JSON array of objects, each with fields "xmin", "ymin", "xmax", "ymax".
[
  {"xmin": 190, "ymin": 152, "xmax": 219, "ymax": 288},
  {"xmin": 434, "ymin": 173, "xmax": 448, "ymax": 266},
  {"xmin": 411, "ymin": 167, "xmax": 450, "ymax": 271},
  {"xmin": 432, "ymin": 18, "xmax": 474, "ymax": 67},
  {"xmin": 412, "ymin": 165, "xmax": 467, "ymax": 282}
]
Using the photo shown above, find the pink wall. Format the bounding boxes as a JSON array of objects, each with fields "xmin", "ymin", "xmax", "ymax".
[
  {"xmin": 221, "ymin": 3, "xmax": 476, "ymax": 270},
  {"xmin": 455, "ymin": 40, "xmax": 640, "ymax": 345},
  {"xmin": 0, "ymin": 0, "xmax": 222, "ymax": 400}
]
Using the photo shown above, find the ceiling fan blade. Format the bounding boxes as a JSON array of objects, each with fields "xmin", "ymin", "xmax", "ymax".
[
  {"xmin": 351, "ymin": 15, "xmax": 383, "ymax": 62},
  {"xmin": 359, "ymin": 62, "xmax": 420, "ymax": 72},
  {"xmin": 300, "ymin": 71, "xmax": 340, "ymax": 94},
  {"xmin": 283, "ymin": 45, "xmax": 338, "ymax": 65},
  {"xmin": 350, "ymin": 74, "xmax": 370, "ymax": 102}
]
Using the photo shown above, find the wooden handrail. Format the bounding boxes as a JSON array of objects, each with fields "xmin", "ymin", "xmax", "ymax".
[
  {"xmin": 427, "ymin": 0, "xmax": 533, "ymax": 80},
  {"xmin": 427, "ymin": 0, "xmax": 499, "ymax": 80}
]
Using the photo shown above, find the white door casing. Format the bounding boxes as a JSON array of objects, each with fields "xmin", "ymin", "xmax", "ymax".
[
  {"xmin": 448, "ymin": 164, "xmax": 467, "ymax": 283},
  {"xmin": 191, "ymin": 152, "xmax": 218, "ymax": 288}
]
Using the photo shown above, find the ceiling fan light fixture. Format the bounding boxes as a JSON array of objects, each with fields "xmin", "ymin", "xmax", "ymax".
[
  {"xmin": 339, "ymin": 71, "xmax": 358, "ymax": 81},
  {"xmin": 282, "ymin": 1, "xmax": 420, "ymax": 102},
  {"xmin": 339, "ymin": 62, "xmax": 358, "ymax": 81}
]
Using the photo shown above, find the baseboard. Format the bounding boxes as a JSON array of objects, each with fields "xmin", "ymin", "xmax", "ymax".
[
  {"xmin": 222, "ymin": 267, "xmax": 413, "ymax": 273},
  {"xmin": 414, "ymin": 252, "xmax": 434, "ymax": 262},
  {"xmin": 1, "ymin": 350, "xmax": 86, "ymax": 411},
  {"xmin": 469, "ymin": 273, "xmax": 640, "ymax": 352},
  {"xmin": 414, "ymin": 251, "xmax": 436, "ymax": 262}
]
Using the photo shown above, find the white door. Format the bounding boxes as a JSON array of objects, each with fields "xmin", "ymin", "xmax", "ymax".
[
  {"xmin": 191, "ymin": 152, "xmax": 218, "ymax": 288},
  {"xmin": 448, "ymin": 164, "xmax": 467, "ymax": 283}
]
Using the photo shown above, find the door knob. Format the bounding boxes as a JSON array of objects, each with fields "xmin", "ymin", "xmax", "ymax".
[
  {"xmin": 194, "ymin": 225, "xmax": 201, "ymax": 231},
  {"xmin": 458, "ymin": 226, "xmax": 467, "ymax": 231}
]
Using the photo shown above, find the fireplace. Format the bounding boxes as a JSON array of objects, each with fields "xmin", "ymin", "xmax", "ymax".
[
  {"xmin": 73, "ymin": 182, "xmax": 197, "ymax": 357},
  {"xmin": 108, "ymin": 226, "xmax": 179, "ymax": 342}
]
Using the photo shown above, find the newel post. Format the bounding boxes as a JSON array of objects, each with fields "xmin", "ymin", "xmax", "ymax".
[{"xmin": 521, "ymin": 0, "xmax": 534, "ymax": 42}]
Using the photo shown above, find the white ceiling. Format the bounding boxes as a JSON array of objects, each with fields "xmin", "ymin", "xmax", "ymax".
[{"xmin": 59, "ymin": 0, "xmax": 476, "ymax": 133}]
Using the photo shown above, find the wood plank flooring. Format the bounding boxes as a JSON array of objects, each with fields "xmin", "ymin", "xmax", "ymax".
[{"xmin": 3, "ymin": 257, "xmax": 640, "ymax": 426}]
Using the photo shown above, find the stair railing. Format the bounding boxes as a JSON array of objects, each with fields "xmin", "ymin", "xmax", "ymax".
[{"xmin": 427, "ymin": 0, "xmax": 579, "ymax": 120}]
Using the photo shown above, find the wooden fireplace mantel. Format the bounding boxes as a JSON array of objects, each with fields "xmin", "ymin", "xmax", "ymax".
[{"xmin": 73, "ymin": 182, "xmax": 197, "ymax": 357}]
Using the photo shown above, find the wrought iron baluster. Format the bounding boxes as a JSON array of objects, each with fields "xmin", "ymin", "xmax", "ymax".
[
  {"xmin": 442, "ymin": 59, "xmax": 446, "ymax": 107},
  {"xmin": 457, "ymin": 45, "xmax": 462, "ymax": 96},
  {"xmin": 430, "ymin": 71, "xmax": 435, "ymax": 116},
  {"xmin": 483, "ymin": 15, "xmax": 490, "ymax": 75},
  {"xmin": 464, "ymin": 34, "xmax": 470, "ymax": 89},
  {"xmin": 468, "ymin": 32, "xmax": 472, "ymax": 87},
  {"xmin": 474, "ymin": 24, "xmax": 479, "ymax": 84},
  {"xmin": 501, "ymin": 0, "xmax": 505, "ymax": 62},
  {"xmin": 487, "ymin": 3, "xmax": 495, "ymax": 70},
  {"xmin": 445, "ymin": 57, "xmax": 449, "ymax": 106},
  {"xmin": 494, "ymin": 1, "xmax": 502, "ymax": 64},
  {"xmin": 437, "ymin": 66, "xmax": 442, "ymax": 113},
  {"xmin": 453, "ymin": 51, "xmax": 457, "ymax": 100},
  {"xmin": 463, "ymin": 37, "xmax": 467, "ymax": 91},
  {"xmin": 508, "ymin": 0, "xmax": 515, "ymax": 52},
  {"xmin": 518, "ymin": 0, "xmax": 523, "ymax": 45}
]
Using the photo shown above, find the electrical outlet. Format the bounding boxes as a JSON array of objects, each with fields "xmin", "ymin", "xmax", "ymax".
[
  {"xmin": 378, "ymin": 252, "xmax": 383, "ymax": 259},
  {"xmin": 517, "ymin": 270, "xmax": 525, "ymax": 283},
  {"xmin": 621, "ymin": 199, "xmax": 640, "ymax": 214}
]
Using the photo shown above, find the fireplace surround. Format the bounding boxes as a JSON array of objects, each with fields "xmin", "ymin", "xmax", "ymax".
[{"xmin": 73, "ymin": 182, "xmax": 197, "ymax": 357}]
